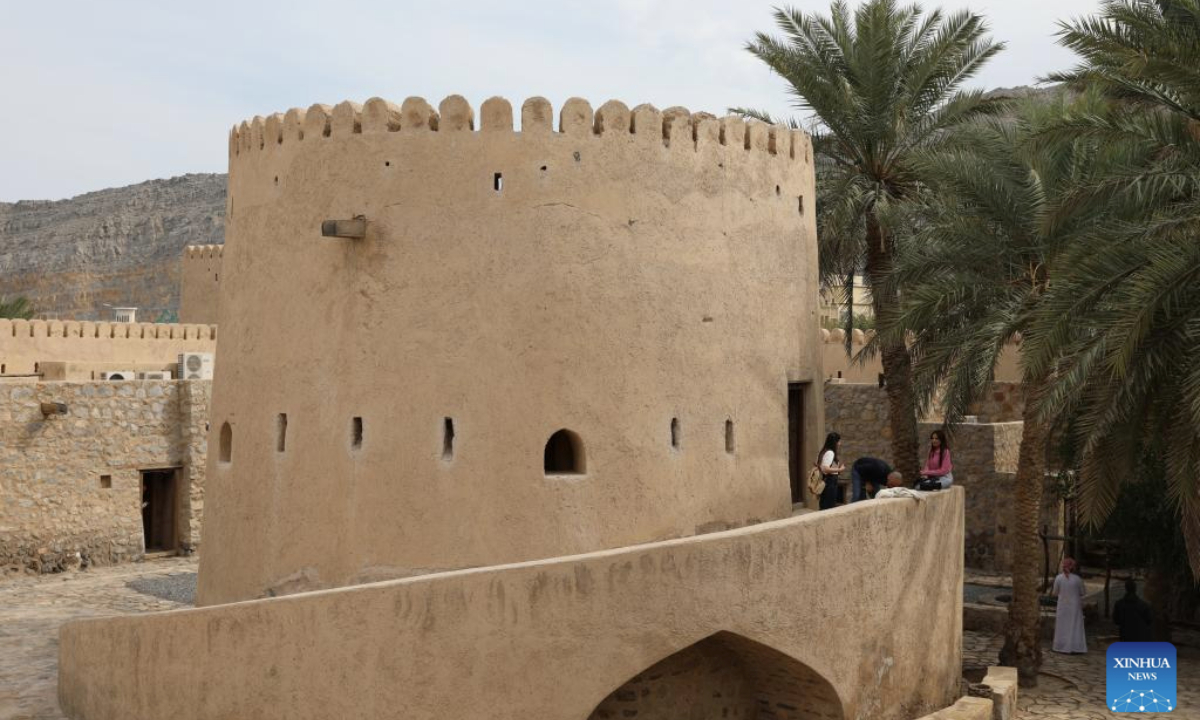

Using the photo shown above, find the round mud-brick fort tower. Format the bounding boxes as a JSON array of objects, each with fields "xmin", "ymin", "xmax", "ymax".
[{"xmin": 197, "ymin": 94, "xmax": 822, "ymax": 606}]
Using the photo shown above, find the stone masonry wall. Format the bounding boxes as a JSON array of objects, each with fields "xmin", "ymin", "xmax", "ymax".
[
  {"xmin": 0, "ymin": 380, "xmax": 210, "ymax": 573},
  {"xmin": 965, "ymin": 382, "xmax": 1025, "ymax": 423},
  {"xmin": 824, "ymin": 381, "xmax": 1057, "ymax": 571}
]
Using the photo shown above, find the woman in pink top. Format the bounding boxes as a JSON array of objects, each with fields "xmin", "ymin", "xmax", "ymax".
[{"xmin": 919, "ymin": 429, "xmax": 953, "ymax": 488}]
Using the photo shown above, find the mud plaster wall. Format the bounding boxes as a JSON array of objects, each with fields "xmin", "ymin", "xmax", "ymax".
[
  {"xmin": 199, "ymin": 94, "xmax": 824, "ymax": 606},
  {"xmin": 60, "ymin": 490, "xmax": 964, "ymax": 720},
  {"xmin": 179, "ymin": 245, "xmax": 223, "ymax": 325},
  {"xmin": 0, "ymin": 318, "xmax": 216, "ymax": 378},
  {"xmin": 0, "ymin": 380, "xmax": 209, "ymax": 572}
]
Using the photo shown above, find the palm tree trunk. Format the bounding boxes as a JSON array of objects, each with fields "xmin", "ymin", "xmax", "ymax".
[
  {"xmin": 1145, "ymin": 566, "xmax": 1173, "ymax": 643},
  {"xmin": 999, "ymin": 384, "xmax": 1047, "ymax": 686},
  {"xmin": 864, "ymin": 215, "xmax": 920, "ymax": 478}
]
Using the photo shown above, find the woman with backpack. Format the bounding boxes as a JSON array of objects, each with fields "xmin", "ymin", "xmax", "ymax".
[{"xmin": 816, "ymin": 432, "xmax": 845, "ymax": 510}]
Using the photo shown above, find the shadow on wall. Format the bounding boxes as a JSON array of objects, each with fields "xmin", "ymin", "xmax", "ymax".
[{"xmin": 587, "ymin": 631, "xmax": 845, "ymax": 720}]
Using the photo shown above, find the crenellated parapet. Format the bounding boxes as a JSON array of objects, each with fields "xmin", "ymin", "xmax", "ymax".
[
  {"xmin": 821, "ymin": 328, "xmax": 876, "ymax": 346},
  {"xmin": 184, "ymin": 244, "xmax": 224, "ymax": 260},
  {"xmin": 0, "ymin": 319, "xmax": 216, "ymax": 342},
  {"xmin": 229, "ymin": 94, "xmax": 812, "ymax": 166},
  {"xmin": 0, "ymin": 319, "xmax": 217, "ymax": 377},
  {"xmin": 224, "ymin": 96, "xmax": 813, "ymax": 224}
]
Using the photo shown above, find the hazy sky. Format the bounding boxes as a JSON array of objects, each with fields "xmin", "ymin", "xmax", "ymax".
[{"xmin": 1, "ymin": 0, "xmax": 1101, "ymax": 202}]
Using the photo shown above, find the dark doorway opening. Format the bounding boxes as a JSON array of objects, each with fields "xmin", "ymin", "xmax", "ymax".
[
  {"xmin": 788, "ymin": 382, "xmax": 807, "ymax": 504},
  {"xmin": 140, "ymin": 469, "xmax": 179, "ymax": 553}
]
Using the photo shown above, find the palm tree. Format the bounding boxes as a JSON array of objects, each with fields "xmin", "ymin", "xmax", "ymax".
[
  {"xmin": 1025, "ymin": 0, "xmax": 1200, "ymax": 576},
  {"xmin": 746, "ymin": 0, "xmax": 1004, "ymax": 476},
  {"xmin": 0, "ymin": 296, "xmax": 35, "ymax": 320},
  {"xmin": 879, "ymin": 94, "xmax": 1130, "ymax": 685}
]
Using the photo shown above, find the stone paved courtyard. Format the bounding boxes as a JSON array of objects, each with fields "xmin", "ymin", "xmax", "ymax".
[
  {"xmin": 964, "ymin": 624, "xmax": 1200, "ymax": 720},
  {"xmin": 1, "ymin": 558, "xmax": 1198, "ymax": 720},
  {"xmin": 0, "ymin": 558, "xmax": 195, "ymax": 720}
]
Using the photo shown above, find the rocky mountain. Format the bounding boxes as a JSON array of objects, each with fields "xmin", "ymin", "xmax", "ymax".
[
  {"xmin": 0, "ymin": 174, "xmax": 225, "ymax": 320},
  {"xmin": 983, "ymin": 84, "xmax": 1064, "ymax": 102}
]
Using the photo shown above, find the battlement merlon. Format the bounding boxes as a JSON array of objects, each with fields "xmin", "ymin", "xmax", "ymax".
[
  {"xmin": 184, "ymin": 244, "xmax": 224, "ymax": 261},
  {"xmin": 227, "ymin": 94, "xmax": 813, "ymax": 168}
]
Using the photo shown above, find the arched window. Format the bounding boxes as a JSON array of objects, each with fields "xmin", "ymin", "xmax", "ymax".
[
  {"xmin": 219, "ymin": 421, "xmax": 232, "ymax": 463},
  {"xmin": 544, "ymin": 429, "xmax": 585, "ymax": 475}
]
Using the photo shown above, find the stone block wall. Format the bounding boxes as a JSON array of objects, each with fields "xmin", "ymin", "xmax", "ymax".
[
  {"xmin": 966, "ymin": 382, "xmax": 1025, "ymax": 423},
  {"xmin": 0, "ymin": 380, "xmax": 210, "ymax": 573},
  {"xmin": 823, "ymin": 381, "xmax": 1058, "ymax": 571}
]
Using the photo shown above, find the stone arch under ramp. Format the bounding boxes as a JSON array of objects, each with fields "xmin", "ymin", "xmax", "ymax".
[{"xmin": 588, "ymin": 631, "xmax": 844, "ymax": 720}]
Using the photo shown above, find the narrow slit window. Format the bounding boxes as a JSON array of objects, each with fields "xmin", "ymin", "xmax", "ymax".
[
  {"xmin": 725, "ymin": 419, "xmax": 735, "ymax": 454},
  {"xmin": 352, "ymin": 417, "xmax": 363, "ymax": 449},
  {"xmin": 670, "ymin": 418, "xmax": 680, "ymax": 449},
  {"xmin": 219, "ymin": 421, "xmax": 232, "ymax": 463},
  {"xmin": 798, "ymin": 195, "xmax": 805, "ymax": 215},
  {"xmin": 442, "ymin": 417, "xmax": 455, "ymax": 461},
  {"xmin": 276, "ymin": 413, "xmax": 288, "ymax": 453},
  {"xmin": 493, "ymin": 172, "xmax": 503, "ymax": 192},
  {"xmin": 544, "ymin": 429, "xmax": 585, "ymax": 475}
]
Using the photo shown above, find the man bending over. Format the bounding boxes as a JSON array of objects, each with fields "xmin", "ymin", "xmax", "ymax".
[{"xmin": 851, "ymin": 456, "xmax": 903, "ymax": 501}]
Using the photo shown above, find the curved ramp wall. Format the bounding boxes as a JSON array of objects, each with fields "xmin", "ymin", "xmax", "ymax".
[
  {"xmin": 61, "ymin": 490, "xmax": 965, "ymax": 720},
  {"xmin": 198, "ymin": 95, "xmax": 821, "ymax": 605}
]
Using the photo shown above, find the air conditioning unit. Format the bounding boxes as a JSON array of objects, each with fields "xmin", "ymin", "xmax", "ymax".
[
  {"xmin": 178, "ymin": 353, "xmax": 214, "ymax": 380},
  {"xmin": 140, "ymin": 371, "xmax": 172, "ymax": 380},
  {"xmin": 99, "ymin": 370, "xmax": 136, "ymax": 381}
]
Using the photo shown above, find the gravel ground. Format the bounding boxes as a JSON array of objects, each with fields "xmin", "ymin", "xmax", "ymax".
[
  {"xmin": 964, "ymin": 582, "xmax": 1013, "ymax": 605},
  {"xmin": 125, "ymin": 571, "xmax": 197, "ymax": 605}
]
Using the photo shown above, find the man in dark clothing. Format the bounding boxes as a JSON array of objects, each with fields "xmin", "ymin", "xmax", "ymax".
[
  {"xmin": 851, "ymin": 457, "xmax": 903, "ymax": 501},
  {"xmin": 1113, "ymin": 579, "xmax": 1154, "ymax": 642}
]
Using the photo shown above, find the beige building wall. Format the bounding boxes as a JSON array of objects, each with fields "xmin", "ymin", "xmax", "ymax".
[
  {"xmin": 0, "ymin": 380, "xmax": 210, "ymax": 572},
  {"xmin": 60, "ymin": 490, "xmax": 965, "ymax": 720},
  {"xmin": 820, "ymin": 328, "xmax": 1022, "ymax": 384},
  {"xmin": 197, "ymin": 95, "xmax": 824, "ymax": 605},
  {"xmin": 179, "ymin": 244, "xmax": 223, "ymax": 324},
  {"xmin": 0, "ymin": 318, "xmax": 216, "ymax": 378}
]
